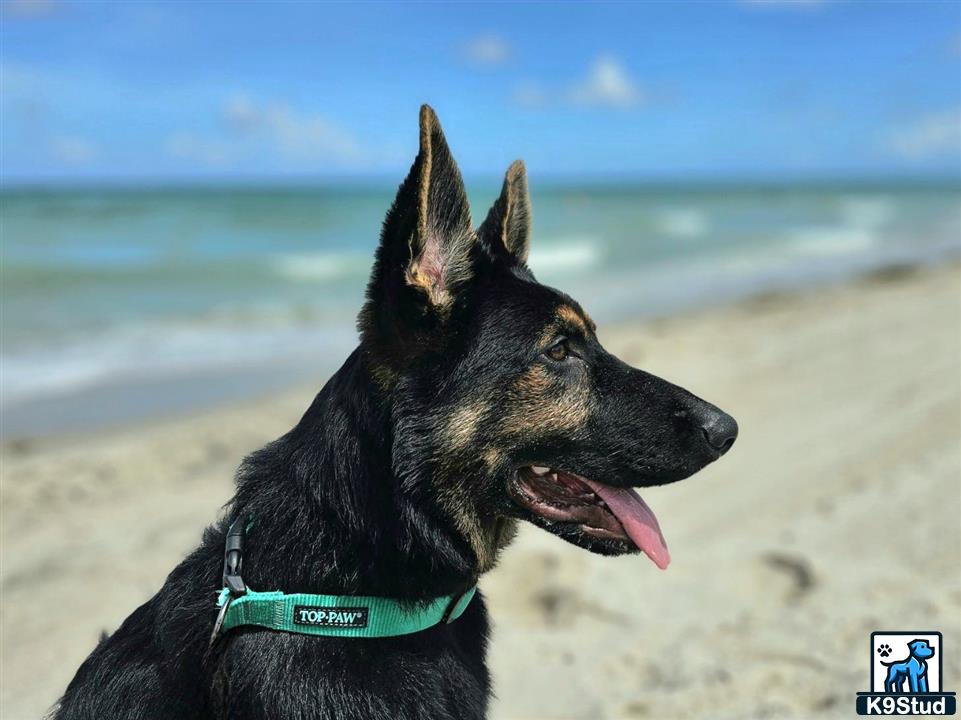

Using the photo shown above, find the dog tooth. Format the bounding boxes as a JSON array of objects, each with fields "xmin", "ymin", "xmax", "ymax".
[{"xmin": 531, "ymin": 466, "xmax": 550, "ymax": 476}]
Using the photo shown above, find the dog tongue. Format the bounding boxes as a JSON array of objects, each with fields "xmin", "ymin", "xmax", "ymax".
[{"xmin": 581, "ymin": 479, "xmax": 670, "ymax": 570}]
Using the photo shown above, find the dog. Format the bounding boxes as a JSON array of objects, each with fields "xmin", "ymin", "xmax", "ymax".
[
  {"xmin": 884, "ymin": 639, "xmax": 935, "ymax": 693},
  {"xmin": 52, "ymin": 105, "xmax": 737, "ymax": 720}
]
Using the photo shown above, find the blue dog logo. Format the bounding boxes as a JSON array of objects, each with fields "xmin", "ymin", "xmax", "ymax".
[
  {"xmin": 856, "ymin": 631, "xmax": 956, "ymax": 716},
  {"xmin": 882, "ymin": 639, "xmax": 935, "ymax": 694}
]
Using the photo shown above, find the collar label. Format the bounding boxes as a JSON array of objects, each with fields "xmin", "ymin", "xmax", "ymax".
[{"xmin": 293, "ymin": 605, "xmax": 369, "ymax": 628}]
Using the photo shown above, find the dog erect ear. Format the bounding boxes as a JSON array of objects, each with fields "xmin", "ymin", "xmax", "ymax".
[
  {"xmin": 360, "ymin": 106, "xmax": 476, "ymax": 364},
  {"xmin": 478, "ymin": 160, "xmax": 531, "ymax": 266},
  {"xmin": 404, "ymin": 105, "xmax": 475, "ymax": 309},
  {"xmin": 370, "ymin": 104, "xmax": 474, "ymax": 308}
]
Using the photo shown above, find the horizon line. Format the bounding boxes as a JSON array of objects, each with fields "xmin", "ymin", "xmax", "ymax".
[{"xmin": 3, "ymin": 172, "xmax": 960, "ymax": 193}]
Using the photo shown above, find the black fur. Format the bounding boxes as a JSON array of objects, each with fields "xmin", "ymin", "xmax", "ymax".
[{"xmin": 52, "ymin": 106, "xmax": 736, "ymax": 720}]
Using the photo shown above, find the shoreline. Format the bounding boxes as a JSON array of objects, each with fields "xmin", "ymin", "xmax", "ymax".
[{"xmin": 2, "ymin": 261, "xmax": 959, "ymax": 719}]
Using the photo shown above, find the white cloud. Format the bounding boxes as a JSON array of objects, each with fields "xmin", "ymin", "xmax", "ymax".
[
  {"xmin": 463, "ymin": 34, "xmax": 511, "ymax": 66},
  {"xmin": 168, "ymin": 94, "xmax": 372, "ymax": 169},
  {"xmin": 569, "ymin": 57, "xmax": 642, "ymax": 108},
  {"xmin": 223, "ymin": 94, "xmax": 262, "ymax": 132},
  {"xmin": 166, "ymin": 133, "xmax": 232, "ymax": 166},
  {"xmin": 885, "ymin": 108, "xmax": 961, "ymax": 161},
  {"xmin": 223, "ymin": 94, "xmax": 364, "ymax": 163},
  {"xmin": 49, "ymin": 136, "xmax": 98, "ymax": 164},
  {"xmin": 514, "ymin": 56, "xmax": 643, "ymax": 110}
]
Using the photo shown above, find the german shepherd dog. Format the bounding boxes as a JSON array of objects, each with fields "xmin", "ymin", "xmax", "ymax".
[{"xmin": 53, "ymin": 106, "xmax": 737, "ymax": 720}]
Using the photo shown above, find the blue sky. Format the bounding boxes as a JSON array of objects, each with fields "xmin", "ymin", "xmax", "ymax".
[{"xmin": 1, "ymin": 0, "xmax": 959, "ymax": 183}]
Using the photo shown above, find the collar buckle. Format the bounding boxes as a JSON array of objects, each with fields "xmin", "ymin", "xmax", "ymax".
[{"xmin": 222, "ymin": 514, "xmax": 247, "ymax": 597}]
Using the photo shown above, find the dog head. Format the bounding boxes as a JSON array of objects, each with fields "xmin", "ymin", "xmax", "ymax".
[
  {"xmin": 909, "ymin": 640, "xmax": 935, "ymax": 659},
  {"xmin": 359, "ymin": 106, "xmax": 737, "ymax": 571}
]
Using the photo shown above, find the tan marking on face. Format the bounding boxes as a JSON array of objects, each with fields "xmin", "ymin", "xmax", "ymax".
[
  {"xmin": 513, "ymin": 363, "xmax": 553, "ymax": 396},
  {"xmin": 434, "ymin": 479, "xmax": 514, "ymax": 573},
  {"xmin": 500, "ymin": 364, "xmax": 593, "ymax": 438},
  {"xmin": 440, "ymin": 357, "xmax": 592, "ymax": 569},
  {"xmin": 482, "ymin": 447, "xmax": 502, "ymax": 469},
  {"xmin": 537, "ymin": 321, "xmax": 562, "ymax": 349},
  {"xmin": 557, "ymin": 305, "xmax": 589, "ymax": 334},
  {"xmin": 445, "ymin": 401, "xmax": 488, "ymax": 449},
  {"xmin": 581, "ymin": 310, "xmax": 597, "ymax": 333},
  {"xmin": 431, "ymin": 405, "xmax": 516, "ymax": 573}
]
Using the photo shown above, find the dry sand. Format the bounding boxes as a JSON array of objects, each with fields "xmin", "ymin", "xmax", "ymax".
[{"xmin": 2, "ymin": 264, "xmax": 959, "ymax": 720}]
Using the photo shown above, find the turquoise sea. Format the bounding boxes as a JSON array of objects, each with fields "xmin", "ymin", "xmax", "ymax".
[{"xmin": 2, "ymin": 182, "xmax": 959, "ymax": 437}]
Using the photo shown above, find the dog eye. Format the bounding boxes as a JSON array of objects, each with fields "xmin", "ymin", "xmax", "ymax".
[{"xmin": 545, "ymin": 338, "xmax": 570, "ymax": 362}]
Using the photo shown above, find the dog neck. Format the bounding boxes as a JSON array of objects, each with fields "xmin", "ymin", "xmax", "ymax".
[{"xmin": 227, "ymin": 347, "xmax": 484, "ymax": 601}]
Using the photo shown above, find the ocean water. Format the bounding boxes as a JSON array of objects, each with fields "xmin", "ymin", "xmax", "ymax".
[{"xmin": 2, "ymin": 182, "xmax": 959, "ymax": 437}]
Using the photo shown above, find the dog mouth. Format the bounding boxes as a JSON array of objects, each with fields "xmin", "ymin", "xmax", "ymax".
[{"xmin": 509, "ymin": 466, "xmax": 670, "ymax": 569}]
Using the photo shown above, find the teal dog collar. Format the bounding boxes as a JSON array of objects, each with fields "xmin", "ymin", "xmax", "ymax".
[
  {"xmin": 214, "ymin": 585, "xmax": 476, "ymax": 639},
  {"xmin": 210, "ymin": 515, "xmax": 476, "ymax": 643}
]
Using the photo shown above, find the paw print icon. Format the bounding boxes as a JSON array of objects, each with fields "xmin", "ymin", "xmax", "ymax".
[{"xmin": 877, "ymin": 643, "xmax": 893, "ymax": 658}]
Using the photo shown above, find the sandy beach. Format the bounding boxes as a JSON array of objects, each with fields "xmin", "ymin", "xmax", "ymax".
[{"xmin": 2, "ymin": 263, "xmax": 959, "ymax": 720}]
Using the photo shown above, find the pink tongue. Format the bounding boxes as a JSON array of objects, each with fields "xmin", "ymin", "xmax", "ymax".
[{"xmin": 581, "ymin": 479, "xmax": 671, "ymax": 570}]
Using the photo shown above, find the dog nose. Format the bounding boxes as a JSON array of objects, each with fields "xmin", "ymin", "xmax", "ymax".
[
  {"xmin": 684, "ymin": 399, "xmax": 738, "ymax": 456},
  {"xmin": 699, "ymin": 410, "xmax": 738, "ymax": 455}
]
